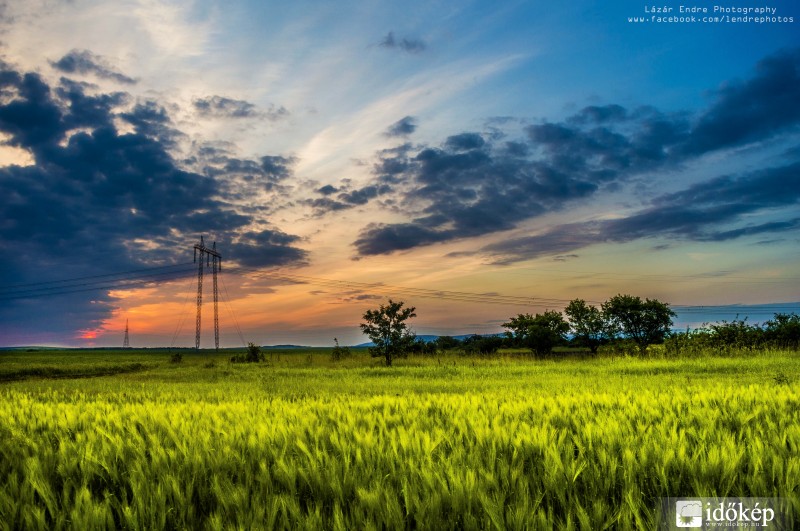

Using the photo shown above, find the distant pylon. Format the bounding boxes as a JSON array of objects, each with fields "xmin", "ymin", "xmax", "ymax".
[
  {"xmin": 123, "ymin": 319, "xmax": 130, "ymax": 348},
  {"xmin": 193, "ymin": 236, "xmax": 222, "ymax": 350}
]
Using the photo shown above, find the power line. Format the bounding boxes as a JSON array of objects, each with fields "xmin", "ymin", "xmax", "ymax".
[
  {"xmin": 0, "ymin": 263, "xmax": 193, "ymax": 291},
  {"xmin": 225, "ymin": 267, "xmax": 799, "ymax": 313},
  {"xmin": 220, "ymin": 274, "xmax": 247, "ymax": 347},
  {"xmin": 169, "ymin": 274, "xmax": 199, "ymax": 349},
  {"xmin": 2, "ymin": 261, "xmax": 797, "ymax": 315},
  {"xmin": 0, "ymin": 265, "xmax": 196, "ymax": 301},
  {"xmin": 226, "ymin": 266, "xmax": 560, "ymax": 306}
]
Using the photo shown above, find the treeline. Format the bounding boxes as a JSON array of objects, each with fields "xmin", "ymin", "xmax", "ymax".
[
  {"xmin": 400, "ymin": 295, "xmax": 800, "ymax": 358},
  {"xmin": 664, "ymin": 314, "xmax": 800, "ymax": 355}
]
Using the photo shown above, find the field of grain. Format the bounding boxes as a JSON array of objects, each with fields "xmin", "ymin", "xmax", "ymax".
[{"xmin": 1, "ymin": 348, "xmax": 798, "ymax": 529}]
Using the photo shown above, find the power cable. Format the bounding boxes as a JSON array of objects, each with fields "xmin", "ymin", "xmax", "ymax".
[
  {"xmin": 169, "ymin": 274, "xmax": 199, "ymax": 348},
  {"xmin": 220, "ymin": 274, "xmax": 247, "ymax": 347}
]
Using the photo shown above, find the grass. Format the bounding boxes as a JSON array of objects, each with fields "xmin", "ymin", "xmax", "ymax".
[{"xmin": 0, "ymin": 347, "xmax": 798, "ymax": 529}]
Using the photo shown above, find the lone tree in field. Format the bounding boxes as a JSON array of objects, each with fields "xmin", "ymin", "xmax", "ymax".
[
  {"xmin": 565, "ymin": 299, "xmax": 614, "ymax": 355},
  {"xmin": 360, "ymin": 299, "xmax": 417, "ymax": 366},
  {"xmin": 602, "ymin": 294, "xmax": 675, "ymax": 355},
  {"xmin": 503, "ymin": 310, "xmax": 569, "ymax": 357}
]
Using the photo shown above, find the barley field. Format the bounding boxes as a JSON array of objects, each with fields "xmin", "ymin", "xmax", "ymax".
[{"xmin": 1, "ymin": 349, "xmax": 798, "ymax": 529}]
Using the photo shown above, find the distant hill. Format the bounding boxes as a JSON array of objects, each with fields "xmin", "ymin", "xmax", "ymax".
[
  {"xmin": 0, "ymin": 346, "xmax": 64, "ymax": 351},
  {"xmin": 261, "ymin": 344, "xmax": 312, "ymax": 349}
]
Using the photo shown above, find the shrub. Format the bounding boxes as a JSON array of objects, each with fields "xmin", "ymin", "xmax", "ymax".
[
  {"xmin": 231, "ymin": 343, "xmax": 265, "ymax": 363},
  {"xmin": 461, "ymin": 335, "xmax": 503, "ymax": 356},
  {"xmin": 434, "ymin": 336, "xmax": 462, "ymax": 352},
  {"xmin": 330, "ymin": 338, "xmax": 351, "ymax": 361},
  {"xmin": 764, "ymin": 313, "xmax": 800, "ymax": 349}
]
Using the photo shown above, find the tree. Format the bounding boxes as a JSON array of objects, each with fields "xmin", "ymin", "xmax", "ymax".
[
  {"xmin": 434, "ymin": 335, "xmax": 461, "ymax": 352},
  {"xmin": 602, "ymin": 294, "xmax": 675, "ymax": 355},
  {"xmin": 503, "ymin": 310, "xmax": 569, "ymax": 357},
  {"xmin": 564, "ymin": 299, "xmax": 614, "ymax": 355},
  {"xmin": 409, "ymin": 336, "xmax": 436, "ymax": 355},
  {"xmin": 360, "ymin": 299, "xmax": 417, "ymax": 366},
  {"xmin": 764, "ymin": 313, "xmax": 800, "ymax": 349},
  {"xmin": 330, "ymin": 337, "xmax": 351, "ymax": 361},
  {"xmin": 461, "ymin": 335, "xmax": 503, "ymax": 356}
]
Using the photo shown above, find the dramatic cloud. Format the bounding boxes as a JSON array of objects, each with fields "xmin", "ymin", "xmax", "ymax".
[
  {"xmin": 227, "ymin": 229, "xmax": 307, "ymax": 268},
  {"xmin": 50, "ymin": 49, "xmax": 136, "ymax": 85},
  {"xmin": 0, "ymin": 65, "xmax": 306, "ymax": 342},
  {"xmin": 348, "ymin": 48, "xmax": 800, "ymax": 258},
  {"xmin": 683, "ymin": 48, "xmax": 800, "ymax": 155},
  {"xmin": 379, "ymin": 31, "xmax": 427, "ymax": 54},
  {"xmin": 481, "ymin": 162, "xmax": 800, "ymax": 264},
  {"xmin": 193, "ymin": 95, "xmax": 289, "ymax": 120},
  {"xmin": 304, "ymin": 182, "xmax": 394, "ymax": 214}
]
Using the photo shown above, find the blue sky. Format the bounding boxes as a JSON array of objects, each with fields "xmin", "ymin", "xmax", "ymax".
[{"xmin": 1, "ymin": 1, "xmax": 798, "ymax": 346}]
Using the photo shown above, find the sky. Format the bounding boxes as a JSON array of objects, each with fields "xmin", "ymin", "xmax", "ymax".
[{"xmin": 1, "ymin": 0, "xmax": 799, "ymax": 347}]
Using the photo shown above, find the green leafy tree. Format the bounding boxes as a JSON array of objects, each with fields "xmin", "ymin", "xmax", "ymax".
[
  {"xmin": 503, "ymin": 310, "xmax": 569, "ymax": 357},
  {"xmin": 602, "ymin": 294, "xmax": 675, "ymax": 355},
  {"xmin": 461, "ymin": 335, "xmax": 503, "ymax": 356},
  {"xmin": 765, "ymin": 313, "xmax": 800, "ymax": 349},
  {"xmin": 360, "ymin": 299, "xmax": 417, "ymax": 366},
  {"xmin": 434, "ymin": 336, "xmax": 461, "ymax": 352},
  {"xmin": 564, "ymin": 299, "xmax": 614, "ymax": 354}
]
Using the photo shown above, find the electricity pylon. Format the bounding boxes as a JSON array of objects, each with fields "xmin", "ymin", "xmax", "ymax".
[
  {"xmin": 123, "ymin": 319, "xmax": 130, "ymax": 348},
  {"xmin": 194, "ymin": 236, "xmax": 222, "ymax": 350}
]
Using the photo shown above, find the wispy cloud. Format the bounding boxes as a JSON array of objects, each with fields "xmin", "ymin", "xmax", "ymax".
[
  {"xmin": 379, "ymin": 31, "xmax": 427, "ymax": 54},
  {"xmin": 193, "ymin": 95, "xmax": 289, "ymax": 121},
  {"xmin": 345, "ymin": 48, "xmax": 800, "ymax": 260},
  {"xmin": 50, "ymin": 49, "xmax": 137, "ymax": 85},
  {"xmin": 481, "ymin": 162, "xmax": 800, "ymax": 264}
]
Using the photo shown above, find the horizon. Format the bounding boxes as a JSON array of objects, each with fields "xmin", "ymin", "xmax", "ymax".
[
  {"xmin": 1, "ymin": 2, "xmax": 799, "ymax": 348},
  {"xmin": 4, "ymin": 300, "xmax": 798, "ymax": 349}
]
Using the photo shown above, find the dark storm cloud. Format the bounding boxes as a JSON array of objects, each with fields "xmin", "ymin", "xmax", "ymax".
[
  {"xmin": 317, "ymin": 184, "xmax": 338, "ymax": 195},
  {"xmin": 604, "ymin": 162, "xmax": 800, "ymax": 240},
  {"xmin": 350, "ymin": 47, "xmax": 800, "ymax": 259},
  {"xmin": 354, "ymin": 223, "xmax": 450, "ymax": 255},
  {"xmin": 193, "ymin": 95, "xmax": 289, "ymax": 121},
  {"xmin": 683, "ymin": 48, "xmax": 800, "ymax": 155},
  {"xmin": 385, "ymin": 116, "xmax": 417, "ymax": 137},
  {"xmin": 227, "ymin": 229, "xmax": 308, "ymax": 268},
  {"xmin": 260, "ymin": 155, "xmax": 296, "ymax": 181},
  {"xmin": 567, "ymin": 104, "xmax": 628, "ymax": 125},
  {"xmin": 351, "ymin": 119, "xmax": 628, "ymax": 256},
  {"xmin": 120, "ymin": 100, "xmax": 184, "ymax": 146},
  {"xmin": 50, "ymin": 49, "xmax": 136, "ymax": 85},
  {"xmin": 480, "ymin": 162, "xmax": 800, "ymax": 264},
  {"xmin": 445, "ymin": 133, "xmax": 485, "ymax": 151},
  {"xmin": 0, "ymin": 65, "xmax": 306, "ymax": 343},
  {"xmin": 379, "ymin": 31, "xmax": 427, "ymax": 54},
  {"xmin": 339, "ymin": 184, "xmax": 393, "ymax": 205},
  {"xmin": 303, "ymin": 182, "xmax": 394, "ymax": 214}
]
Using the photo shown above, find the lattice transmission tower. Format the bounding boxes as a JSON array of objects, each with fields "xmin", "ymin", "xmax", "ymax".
[
  {"xmin": 194, "ymin": 236, "xmax": 222, "ymax": 350},
  {"xmin": 122, "ymin": 319, "xmax": 130, "ymax": 348}
]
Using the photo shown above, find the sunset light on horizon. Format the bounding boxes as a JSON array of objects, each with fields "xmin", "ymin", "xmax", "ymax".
[{"xmin": 1, "ymin": 1, "xmax": 799, "ymax": 348}]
